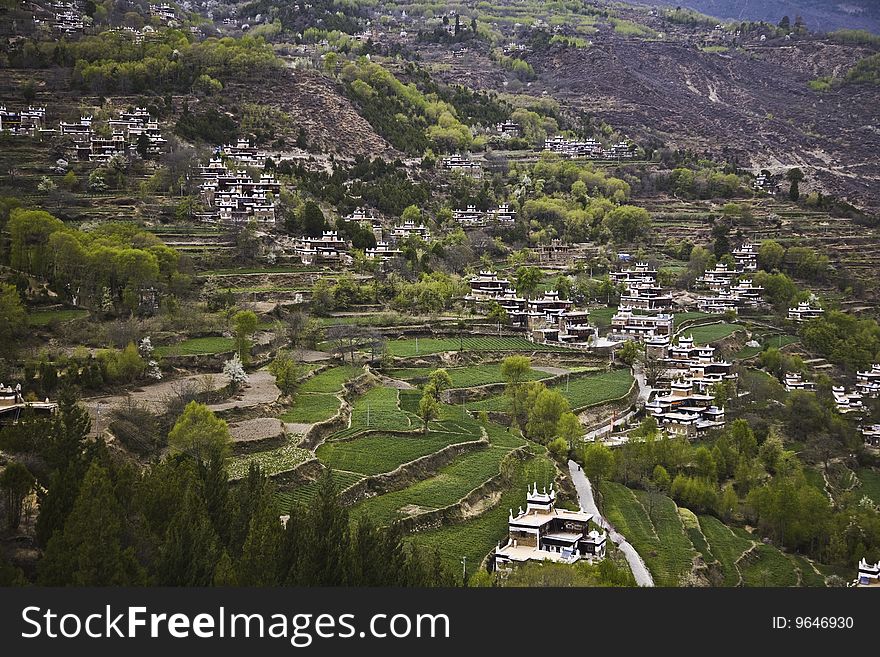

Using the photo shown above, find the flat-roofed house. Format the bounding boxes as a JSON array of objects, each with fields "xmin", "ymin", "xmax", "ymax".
[
  {"xmin": 788, "ymin": 301, "xmax": 823, "ymax": 322},
  {"xmin": 494, "ymin": 483, "xmax": 606, "ymax": 569},
  {"xmin": 856, "ymin": 364, "xmax": 880, "ymax": 398}
]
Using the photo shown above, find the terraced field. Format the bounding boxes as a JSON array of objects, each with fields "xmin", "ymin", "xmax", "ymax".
[
  {"xmin": 409, "ymin": 450, "xmax": 557, "ymax": 578},
  {"xmin": 281, "ymin": 394, "xmax": 342, "ymax": 424},
  {"xmin": 384, "ymin": 336, "xmax": 575, "ymax": 357},
  {"xmin": 155, "ymin": 336, "xmax": 236, "ymax": 357},
  {"xmin": 349, "ymin": 424, "xmax": 526, "ymax": 526},
  {"xmin": 27, "ymin": 309, "xmax": 89, "ymax": 326},
  {"xmin": 698, "ymin": 515, "xmax": 753, "ymax": 586},
  {"xmin": 684, "ymin": 323, "xmax": 741, "ymax": 345},
  {"xmin": 467, "ymin": 369, "xmax": 634, "ymax": 413},
  {"xmin": 386, "ymin": 364, "xmax": 556, "ymax": 388},
  {"xmin": 857, "ymin": 468, "xmax": 880, "ymax": 506},
  {"xmin": 315, "ymin": 431, "xmax": 477, "ymax": 476},
  {"xmin": 601, "ymin": 482, "xmax": 698, "ymax": 587},
  {"xmin": 275, "ymin": 471, "xmax": 365, "ymax": 512},
  {"xmin": 227, "ymin": 439, "xmax": 310, "ymax": 480}
]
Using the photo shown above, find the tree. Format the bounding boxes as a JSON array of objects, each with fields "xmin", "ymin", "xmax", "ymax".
[
  {"xmin": 514, "ymin": 266, "xmax": 542, "ymax": 299},
  {"xmin": 557, "ymin": 411, "xmax": 582, "ymax": 451},
  {"xmin": 167, "ymin": 401, "xmax": 232, "ymax": 464},
  {"xmin": 786, "ymin": 168, "xmax": 804, "ymax": 202},
  {"xmin": 1, "ymin": 462, "xmax": 35, "ymax": 530},
  {"xmin": 616, "ymin": 340, "xmax": 642, "ymax": 366},
  {"xmin": 302, "ymin": 201, "xmax": 326, "ymax": 237},
  {"xmin": 525, "ymin": 388, "xmax": 570, "ymax": 444},
  {"xmin": 418, "ymin": 392, "xmax": 440, "ymax": 433},
  {"xmin": 232, "ymin": 309, "xmax": 258, "ymax": 363},
  {"xmin": 719, "ymin": 483, "xmax": 739, "ymax": 521},
  {"xmin": 779, "ymin": 15, "xmax": 790, "ymax": 30},
  {"xmin": 38, "ymin": 462, "xmax": 144, "ymax": 586},
  {"xmin": 0, "ymin": 283, "xmax": 26, "ymax": 358},
  {"xmin": 501, "ymin": 355, "xmax": 531, "ymax": 426},
  {"xmin": 157, "ymin": 487, "xmax": 223, "ymax": 586},
  {"xmin": 602, "ymin": 205, "xmax": 651, "ymax": 243},
  {"xmin": 547, "ymin": 437, "xmax": 569, "ymax": 460},
  {"xmin": 401, "ymin": 205, "xmax": 422, "ymax": 223},
  {"xmin": 428, "ymin": 369, "xmax": 453, "ymax": 400},
  {"xmin": 758, "ymin": 240, "xmax": 785, "ymax": 272},
  {"xmin": 486, "ymin": 301, "xmax": 508, "ymax": 325},
  {"xmin": 729, "ymin": 419, "xmax": 757, "ymax": 459},
  {"xmin": 223, "ymin": 353, "xmax": 249, "ymax": 389},
  {"xmin": 652, "ymin": 464, "xmax": 671, "ymax": 491},
  {"xmin": 269, "ymin": 350, "xmax": 297, "ymax": 396},
  {"xmin": 581, "ymin": 442, "xmax": 615, "ymax": 511}
]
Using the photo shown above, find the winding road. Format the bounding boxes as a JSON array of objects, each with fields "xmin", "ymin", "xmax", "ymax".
[{"xmin": 568, "ymin": 460, "xmax": 654, "ymax": 587}]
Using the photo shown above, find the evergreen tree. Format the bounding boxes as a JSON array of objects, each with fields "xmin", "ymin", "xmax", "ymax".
[
  {"xmin": 236, "ymin": 481, "xmax": 283, "ymax": 586},
  {"xmin": 38, "ymin": 462, "xmax": 145, "ymax": 586},
  {"xmin": 0, "ymin": 462, "xmax": 34, "ymax": 530},
  {"xmin": 156, "ymin": 488, "xmax": 222, "ymax": 586},
  {"xmin": 299, "ymin": 472, "xmax": 350, "ymax": 585}
]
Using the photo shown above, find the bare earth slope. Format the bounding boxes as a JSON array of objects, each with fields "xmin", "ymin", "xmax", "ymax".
[{"xmin": 535, "ymin": 38, "xmax": 880, "ymax": 211}]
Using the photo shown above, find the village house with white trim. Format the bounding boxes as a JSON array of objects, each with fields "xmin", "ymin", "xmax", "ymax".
[{"xmin": 493, "ymin": 483, "xmax": 607, "ymax": 569}]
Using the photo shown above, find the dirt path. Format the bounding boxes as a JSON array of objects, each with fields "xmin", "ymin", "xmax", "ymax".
[{"xmin": 85, "ymin": 370, "xmax": 280, "ymax": 433}]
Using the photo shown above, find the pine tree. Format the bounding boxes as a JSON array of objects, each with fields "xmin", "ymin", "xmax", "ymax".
[
  {"xmin": 236, "ymin": 481, "xmax": 283, "ymax": 586},
  {"xmin": 38, "ymin": 462, "xmax": 145, "ymax": 586},
  {"xmin": 156, "ymin": 488, "xmax": 222, "ymax": 586},
  {"xmin": 299, "ymin": 472, "xmax": 350, "ymax": 585}
]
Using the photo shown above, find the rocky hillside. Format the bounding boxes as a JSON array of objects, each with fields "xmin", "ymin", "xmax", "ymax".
[{"xmin": 635, "ymin": 0, "xmax": 880, "ymax": 33}]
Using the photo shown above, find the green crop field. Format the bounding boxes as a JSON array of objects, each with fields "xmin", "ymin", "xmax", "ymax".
[
  {"xmin": 298, "ymin": 366, "xmax": 362, "ymax": 393},
  {"xmin": 350, "ymin": 444, "xmax": 514, "ymax": 526},
  {"xmin": 27, "ymin": 309, "xmax": 89, "ymax": 326},
  {"xmin": 601, "ymin": 482, "xmax": 698, "ymax": 586},
  {"xmin": 738, "ymin": 543, "xmax": 800, "ymax": 587},
  {"xmin": 589, "ymin": 307, "xmax": 616, "ymax": 329},
  {"xmin": 280, "ymin": 393, "xmax": 341, "ymax": 424},
  {"xmin": 227, "ymin": 440, "xmax": 311, "ymax": 480},
  {"xmin": 334, "ymin": 387, "xmax": 417, "ymax": 436},
  {"xmin": 789, "ymin": 554, "xmax": 828, "ymax": 587},
  {"xmin": 674, "ymin": 312, "xmax": 717, "ymax": 328},
  {"xmin": 684, "ymin": 323, "xmax": 740, "ymax": 345},
  {"xmin": 386, "ymin": 364, "xmax": 555, "ymax": 388},
  {"xmin": 276, "ymin": 471, "xmax": 364, "ymax": 512},
  {"xmin": 315, "ymin": 431, "xmax": 478, "ymax": 476},
  {"xmin": 409, "ymin": 452, "xmax": 557, "ymax": 578},
  {"xmin": 384, "ymin": 336, "xmax": 574, "ymax": 357},
  {"xmin": 698, "ymin": 515, "xmax": 753, "ymax": 586},
  {"xmin": 734, "ymin": 345, "xmax": 762, "ymax": 360},
  {"xmin": 467, "ymin": 369, "xmax": 633, "ymax": 413},
  {"xmin": 857, "ymin": 468, "xmax": 880, "ymax": 505},
  {"xmin": 155, "ymin": 336, "xmax": 236, "ymax": 357}
]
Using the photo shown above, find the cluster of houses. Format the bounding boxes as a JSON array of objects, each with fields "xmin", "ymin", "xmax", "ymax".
[
  {"xmin": 694, "ymin": 246, "xmax": 765, "ymax": 315},
  {"xmin": 792, "ymin": 363, "xmax": 880, "ymax": 449},
  {"xmin": 44, "ymin": 1, "xmax": 84, "ymax": 35},
  {"xmin": 292, "ymin": 231, "xmax": 351, "ymax": 266},
  {"xmin": 493, "ymin": 483, "xmax": 607, "ymax": 569},
  {"xmin": 441, "ymin": 155, "xmax": 482, "ymax": 177},
  {"xmin": 195, "ymin": 155, "xmax": 279, "ymax": 227},
  {"xmin": 644, "ymin": 335, "xmax": 734, "ymax": 437},
  {"xmin": 452, "ymin": 203, "xmax": 516, "ymax": 228},
  {"xmin": 0, "ymin": 105, "xmax": 46, "ymax": 135},
  {"xmin": 543, "ymin": 135, "xmax": 635, "ymax": 160},
  {"xmin": 150, "ymin": 3, "xmax": 177, "ymax": 23},
  {"xmin": 339, "ymin": 209, "xmax": 433, "ymax": 265},
  {"xmin": 46, "ymin": 107, "xmax": 167, "ymax": 164},
  {"xmin": 609, "ymin": 262, "xmax": 675, "ymax": 342}
]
